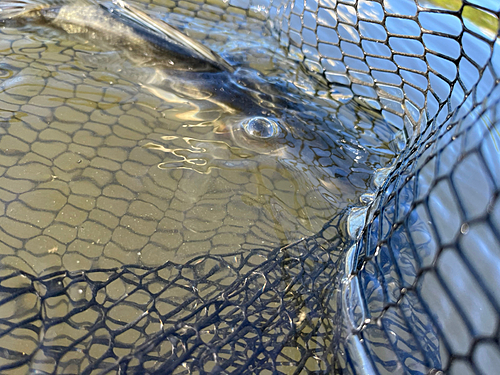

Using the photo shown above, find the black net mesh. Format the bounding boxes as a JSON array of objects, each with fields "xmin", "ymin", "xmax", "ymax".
[{"xmin": 0, "ymin": 0, "xmax": 499, "ymax": 374}]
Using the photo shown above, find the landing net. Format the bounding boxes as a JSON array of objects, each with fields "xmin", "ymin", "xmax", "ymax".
[{"xmin": 0, "ymin": 0, "xmax": 499, "ymax": 374}]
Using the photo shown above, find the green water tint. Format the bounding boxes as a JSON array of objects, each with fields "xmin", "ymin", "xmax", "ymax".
[
  {"xmin": 418, "ymin": 0, "xmax": 498, "ymax": 39},
  {"xmin": 0, "ymin": 0, "xmax": 398, "ymax": 274}
]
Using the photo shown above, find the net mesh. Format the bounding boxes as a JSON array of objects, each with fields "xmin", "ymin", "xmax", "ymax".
[{"xmin": 0, "ymin": 0, "xmax": 499, "ymax": 374}]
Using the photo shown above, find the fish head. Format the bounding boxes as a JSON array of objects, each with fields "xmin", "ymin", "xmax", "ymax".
[{"xmin": 214, "ymin": 72, "xmax": 338, "ymax": 161}]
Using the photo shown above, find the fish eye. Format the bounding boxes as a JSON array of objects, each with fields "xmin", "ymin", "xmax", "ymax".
[{"xmin": 242, "ymin": 117, "xmax": 279, "ymax": 139}]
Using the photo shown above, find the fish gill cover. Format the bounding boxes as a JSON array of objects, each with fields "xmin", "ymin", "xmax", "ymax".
[{"xmin": 0, "ymin": 0, "xmax": 497, "ymax": 374}]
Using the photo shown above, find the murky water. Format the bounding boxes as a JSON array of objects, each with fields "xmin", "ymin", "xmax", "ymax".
[{"xmin": 0, "ymin": 0, "xmax": 399, "ymax": 275}]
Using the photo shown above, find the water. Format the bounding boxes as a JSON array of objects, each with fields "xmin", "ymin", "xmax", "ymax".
[{"xmin": 0, "ymin": 0, "xmax": 399, "ymax": 275}]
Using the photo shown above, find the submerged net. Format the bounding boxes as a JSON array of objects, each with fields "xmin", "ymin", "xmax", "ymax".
[{"xmin": 0, "ymin": 0, "xmax": 499, "ymax": 374}]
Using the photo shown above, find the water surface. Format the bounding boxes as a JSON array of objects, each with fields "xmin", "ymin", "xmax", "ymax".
[{"xmin": 0, "ymin": 0, "xmax": 399, "ymax": 274}]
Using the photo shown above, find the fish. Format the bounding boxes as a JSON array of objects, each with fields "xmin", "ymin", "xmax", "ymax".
[
  {"xmin": 0, "ymin": 0, "xmax": 233, "ymax": 72},
  {"xmin": 0, "ymin": 0, "xmax": 335, "ymax": 167},
  {"xmin": 0, "ymin": 0, "xmax": 312, "ymax": 119},
  {"xmin": 0, "ymin": 0, "xmax": 394, "ymax": 164}
]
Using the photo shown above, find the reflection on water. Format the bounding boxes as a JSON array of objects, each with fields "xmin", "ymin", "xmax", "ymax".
[{"xmin": 0, "ymin": 1, "xmax": 399, "ymax": 274}]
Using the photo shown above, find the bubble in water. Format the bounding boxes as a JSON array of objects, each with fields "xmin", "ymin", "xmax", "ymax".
[{"xmin": 242, "ymin": 117, "xmax": 279, "ymax": 139}]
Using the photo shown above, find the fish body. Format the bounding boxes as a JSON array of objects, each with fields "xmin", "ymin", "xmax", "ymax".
[
  {"xmin": 0, "ymin": 0, "xmax": 232, "ymax": 72},
  {"xmin": 0, "ymin": 0, "xmax": 310, "ymax": 126},
  {"xmin": 0, "ymin": 0, "xmax": 391, "ymax": 170}
]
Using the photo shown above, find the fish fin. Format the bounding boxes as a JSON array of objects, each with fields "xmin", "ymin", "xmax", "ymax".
[{"xmin": 101, "ymin": 0, "xmax": 234, "ymax": 72}]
